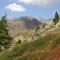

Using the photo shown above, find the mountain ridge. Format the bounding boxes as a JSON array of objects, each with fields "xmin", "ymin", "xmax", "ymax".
[{"xmin": 7, "ymin": 16, "xmax": 42, "ymax": 37}]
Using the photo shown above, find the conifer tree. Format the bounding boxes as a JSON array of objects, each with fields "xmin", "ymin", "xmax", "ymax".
[
  {"xmin": 0, "ymin": 15, "xmax": 12, "ymax": 49},
  {"xmin": 53, "ymin": 11, "xmax": 59, "ymax": 25}
]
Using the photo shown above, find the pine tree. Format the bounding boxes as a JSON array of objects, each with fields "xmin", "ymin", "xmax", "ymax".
[
  {"xmin": 0, "ymin": 15, "xmax": 12, "ymax": 49},
  {"xmin": 53, "ymin": 11, "xmax": 59, "ymax": 25}
]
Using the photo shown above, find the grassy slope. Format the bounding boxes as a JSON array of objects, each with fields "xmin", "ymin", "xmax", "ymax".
[{"xmin": 0, "ymin": 26, "xmax": 60, "ymax": 60}]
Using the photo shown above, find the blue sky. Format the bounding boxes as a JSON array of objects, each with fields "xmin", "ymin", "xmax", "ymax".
[{"xmin": 0, "ymin": 0, "xmax": 60, "ymax": 19}]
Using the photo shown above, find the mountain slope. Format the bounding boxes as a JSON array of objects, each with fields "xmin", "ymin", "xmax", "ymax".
[
  {"xmin": 7, "ymin": 16, "xmax": 41, "ymax": 37},
  {"xmin": 0, "ymin": 20, "xmax": 60, "ymax": 60}
]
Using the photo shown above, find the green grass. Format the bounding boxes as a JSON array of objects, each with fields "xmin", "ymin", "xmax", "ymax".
[
  {"xmin": 0, "ymin": 32, "xmax": 60, "ymax": 60},
  {"xmin": 0, "ymin": 38, "xmax": 45, "ymax": 60}
]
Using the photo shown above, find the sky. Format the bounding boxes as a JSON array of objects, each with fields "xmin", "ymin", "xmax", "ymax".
[{"xmin": 0, "ymin": 0, "xmax": 60, "ymax": 19}]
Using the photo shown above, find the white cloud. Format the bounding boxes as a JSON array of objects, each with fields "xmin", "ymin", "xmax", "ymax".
[
  {"xmin": 18, "ymin": 0, "xmax": 60, "ymax": 6},
  {"xmin": 6, "ymin": 3, "xmax": 26, "ymax": 12}
]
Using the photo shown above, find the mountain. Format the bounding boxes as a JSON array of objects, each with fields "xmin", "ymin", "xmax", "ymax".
[
  {"xmin": 7, "ymin": 16, "xmax": 41, "ymax": 37},
  {"xmin": 18, "ymin": 16, "xmax": 41, "ymax": 28}
]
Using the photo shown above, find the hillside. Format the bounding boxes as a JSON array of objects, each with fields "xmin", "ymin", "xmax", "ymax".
[
  {"xmin": 0, "ymin": 17, "xmax": 60, "ymax": 60},
  {"xmin": 7, "ymin": 16, "xmax": 41, "ymax": 37}
]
